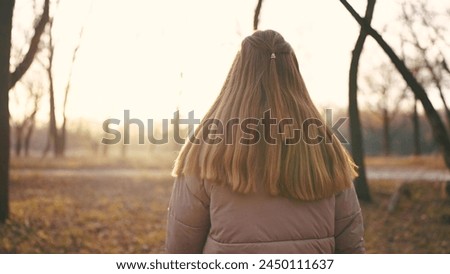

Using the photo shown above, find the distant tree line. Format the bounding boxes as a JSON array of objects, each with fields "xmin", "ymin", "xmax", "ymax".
[{"xmin": 8, "ymin": 108, "xmax": 440, "ymax": 158}]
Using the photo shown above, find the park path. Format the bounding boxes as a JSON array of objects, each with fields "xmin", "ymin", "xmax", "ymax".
[
  {"xmin": 11, "ymin": 167, "xmax": 450, "ymax": 182},
  {"xmin": 366, "ymin": 167, "xmax": 450, "ymax": 182}
]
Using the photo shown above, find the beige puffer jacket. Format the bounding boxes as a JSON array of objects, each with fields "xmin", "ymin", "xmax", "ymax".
[{"xmin": 166, "ymin": 176, "xmax": 365, "ymax": 254}]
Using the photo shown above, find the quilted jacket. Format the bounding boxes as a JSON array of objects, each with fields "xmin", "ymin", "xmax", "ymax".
[{"xmin": 166, "ymin": 175, "xmax": 365, "ymax": 253}]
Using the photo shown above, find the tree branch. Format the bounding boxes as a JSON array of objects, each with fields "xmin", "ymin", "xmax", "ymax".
[
  {"xmin": 9, "ymin": 0, "xmax": 49, "ymax": 89},
  {"xmin": 253, "ymin": 0, "xmax": 263, "ymax": 31},
  {"xmin": 340, "ymin": 0, "xmax": 450, "ymax": 168},
  {"xmin": 400, "ymin": 2, "xmax": 450, "ymax": 138}
]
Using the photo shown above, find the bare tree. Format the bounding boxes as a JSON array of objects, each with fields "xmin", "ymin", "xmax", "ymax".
[
  {"xmin": 0, "ymin": 0, "xmax": 50, "ymax": 224},
  {"xmin": 340, "ymin": 0, "xmax": 450, "ymax": 169},
  {"xmin": 362, "ymin": 62, "xmax": 407, "ymax": 156},
  {"xmin": 348, "ymin": 0, "xmax": 376, "ymax": 202},
  {"xmin": 0, "ymin": 0, "xmax": 13, "ymax": 225},
  {"xmin": 411, "ymin": 93, "xmax": 422, "ymax": 155},
  {"xmin": 399, "ymin": 40, "xmax": 423, "ymax": 156},
  {"xmin": 399, "ymin": 1, "xmax": 450, "ymax": 133},
  {"xmin": 10, "ymin": 78, "xmax": 43, "ymax": 157},
  {"xmin": 9, "ymin": 10, "xmax": 46, "ymax": 158},
  {"xmin": 9, "ymin": 0, "xmax": 50, "ymax": 90}
]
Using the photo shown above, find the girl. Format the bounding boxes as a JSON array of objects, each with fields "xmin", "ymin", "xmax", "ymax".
[{"xmin": 166, "ymin": 30, "xmax": 365, "ymax": 254}]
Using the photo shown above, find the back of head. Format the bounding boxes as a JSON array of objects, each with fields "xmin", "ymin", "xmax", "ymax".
[{"xmin": 173, "ymin": 30, "xmax": 357, "ymax": 201}]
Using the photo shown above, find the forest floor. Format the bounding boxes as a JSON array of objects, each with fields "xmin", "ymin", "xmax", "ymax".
[{"xmin": 0, "ymin": 154, "xmax": 449, "ymax": 253}]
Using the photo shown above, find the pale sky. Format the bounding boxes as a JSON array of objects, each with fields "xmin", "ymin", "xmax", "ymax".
[{"xmin": 9, "ymin": 0, "xmax": 450, "ymax": 129}]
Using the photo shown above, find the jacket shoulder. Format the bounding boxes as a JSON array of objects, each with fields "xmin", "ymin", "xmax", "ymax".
[{"xmin": 177, "ymin": 175, "xmax": 211, "ymax": 206}]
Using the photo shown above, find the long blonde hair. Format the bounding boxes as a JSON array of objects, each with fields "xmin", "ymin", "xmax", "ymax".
[{"xmin": 172, "ymin": 30, "xmax": 357, "ymax": 201}]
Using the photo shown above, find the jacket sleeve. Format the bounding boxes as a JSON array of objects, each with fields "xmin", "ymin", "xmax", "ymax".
[
  {"xmin": 334, "ymin": 186, "xmax": 365, "ymax": 254},
  {"xmin": 165, "ymin": 176, "xmax": 211, "ymax": 253}
]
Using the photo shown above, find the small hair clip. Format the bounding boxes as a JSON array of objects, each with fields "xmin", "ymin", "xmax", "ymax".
[{"xmin": 271, "ymin": 53, "xmax": 276, "ymax": 59}]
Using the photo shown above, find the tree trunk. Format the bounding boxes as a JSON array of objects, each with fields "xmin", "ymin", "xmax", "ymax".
[
  {"xmin": 15, "ymin": 125, "xmax": 24, "ymax": 157},
  {"xmin": 58, "ymin": 119, "xmax": 66, "ymax": 157},
  {"xmin": 412, "ymin": 95, "xmax": 421, "ymax": 156},
  {"xmin": 340, "ymin": 0, "xmax": 450, "ymax": 169},
  {"xmin": 102, "ymin": 144, "xmax": 108, "ymax": 157},
  {"xmin": 253, "ymin": 0, "xmax": 264, "ymax": 30},
  {"xmin": 42, "ymin": 132, "xmax": 51, "ymax": 158},
  {"xmin": 58, "ymin": 79, "xmax": 70, "ymax": 157},
  {"xmin": 437, "ymin": 90, "xmax": 450, "ymax": 134},
  {"xmin": 48, "ymin": 79, "xmax": 60, "ymax": 157},
  {"xmin": 1, "ymin": 0, "xmax": 49, "ymax": 223},
  {"xmin": 24, "ymin": 107, "xmax": 38, "ymax": 157},
  {"xmin": 348, "ymin": 0, "xmax": 375, "ymax": 202},
  {"xmin": 121, "ymin": 144, "xmax": 127, "ymax": 158},
  {"xmin": 382, "ymin": 107, "xmax": 390, "ymax": 156},
  {"xmin": 46, "ymin": 42, "xmax": 62, "ymax": 158},
  {"xmin": 0, "ymin": 0, "xmax": 14, "ymax": 224},
  {"xmin": 24, "ymin": 121, "xmax": 35, "ymax": 157}
]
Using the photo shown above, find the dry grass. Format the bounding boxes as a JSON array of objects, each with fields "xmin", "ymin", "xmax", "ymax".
[
  {"xmin": 10, "ymin": 151, "xmax": 177, "ymax": 170},
  {"xmin": 12, "ymin": 154, "xmax": 447, "ymax": 171},
  {"xmin": 1, "ymin": 172, "xmax": 173, "ymax": 253},
  {"xmin": 362, "ymin": 179, "xmax": 450, "ymax": 253},
  {"xmin": 366, "ymin": 155, "xmax": 446, "ymax": 170}
]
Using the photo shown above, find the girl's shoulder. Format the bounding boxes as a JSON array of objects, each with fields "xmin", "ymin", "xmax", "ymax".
[{"xmin": 177, "ymin": 175, "xmax": 211, "ymax": 205}]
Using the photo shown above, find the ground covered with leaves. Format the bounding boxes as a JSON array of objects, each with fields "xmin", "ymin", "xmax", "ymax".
[
  {"xmin": 1, "ymin": 171, "xmax": 172, "ymax": 253},
  {"xmin": 362, "ymin": 179, "xmax": 449, "ymax": 253},
  {"xmin": 1, "ymin": 156, "xmax": 449, "ymax": 253}
]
